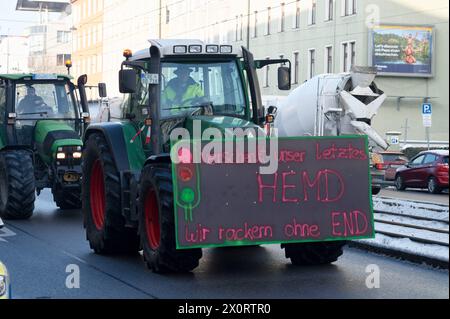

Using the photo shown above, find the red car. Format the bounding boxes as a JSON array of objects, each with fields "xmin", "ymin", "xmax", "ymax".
[
  {"xmin": 373, "ymin": 151, "xmax": 409, "ymax": 181},
  {"xmin": 395, "ymin": 150, "xmax": 449, "ymax": 194}
]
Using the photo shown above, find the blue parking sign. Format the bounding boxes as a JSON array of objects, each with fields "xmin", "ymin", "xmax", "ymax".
[{"xmin": 422, "ymin": 103, "xmax": 432, "ymax": 115}]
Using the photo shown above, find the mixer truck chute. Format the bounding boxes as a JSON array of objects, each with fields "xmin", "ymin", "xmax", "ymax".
[{"xmin": 273, "ymin": 66, "xmax": 389, "ymax": 194}]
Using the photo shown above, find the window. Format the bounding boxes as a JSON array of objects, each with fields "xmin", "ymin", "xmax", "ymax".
[
  {"xmin": 308, "ymin": 49, "xmax": 315, "ymax": 79},
  {"xmin": 160, "ymin": 61, "xmax": 246, "ymax": 119},
  {"xmin": 411, "ymin": 155, "xmax": 425, "ymax": 166},
  {"xmin": 325, "ymin": 0, "xmax": 334, "ymax": 21},
  {"xmin": 342, "ymin": 0, "xmax": 357, "ymax": 16},
  {"xmin": 350, "ymin": 41, "xmax": 356, "ymax": 68},
  {"xmin": 166, "ymin": 6, "xmax": 170, "ymax": 24},
  {"xmin": 293, "ymin": 52, "xmax": 299, "ymax": 84},
  {"xmin": 280, "ymin": 3, "xmax": 285, "ymax": 32},
  {"xmin": 239, "ymin": 14, "xmax": 244, "ymax": 41},
  {"xmin": 264, "ymin": 57, "xmax": 270, "ymax": 87},
  {"xmin": 325, "ymin": 46, "xmax": 333, "ymax": 73},
  {"xmin": 423, "ymin": 154, "xmax": 438, "ymax": 164},
  {"xmin": 341, "ymin": 41, "xmax": 355, "ymax": 72},
  {"xmin": 57, "ymin": 54, "xmax": 71, "ymax": 66},
  {"xmin": 57, "ymin": 30, "xmax": 70, "ymax": 43},
  {"xmin": 253, "ymin": 11, "xmax": 258, "ymax": 37},
  {"xmin": 295, "ymin": 0, "xmax": 300, "ymax": 28},
  {"xmin": 235, "ymin": 16, "xmax": 239, "ymax": 41},
  {"xmin": 308, "ymin": 0, "xmax": 317, "ymax": 25},
  {"xmin": 266, "ymin": 7, "xmax": 271, "ymax": 35}
]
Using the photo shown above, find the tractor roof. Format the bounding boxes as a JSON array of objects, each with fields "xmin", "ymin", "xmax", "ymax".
[
  {"xmin": 0, "ymin": 73, "xmax": 72, "ymax": 81},
  {"xmin": 130, "ymin": 39, "xmax": 242, "ymax": 61}
]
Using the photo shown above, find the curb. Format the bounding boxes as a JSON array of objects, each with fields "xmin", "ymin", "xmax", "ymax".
[{"xmin": 348, "ymin": 241, "xmax": 449, "ymax": 270}]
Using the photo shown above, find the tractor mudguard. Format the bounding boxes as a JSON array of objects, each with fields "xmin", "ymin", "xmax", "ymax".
[
  {"xmin": 84, "ymin": 122, "xmax": 131, "ymax": 172},
  {"xmin": 144, "ymin": 153, "xmax": 172, "ymax": 167}
]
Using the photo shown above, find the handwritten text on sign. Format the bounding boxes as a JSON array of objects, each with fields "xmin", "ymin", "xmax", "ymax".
[{"xmin": 173, "ymin": 137, "xmax": 374, "ymax": 249}]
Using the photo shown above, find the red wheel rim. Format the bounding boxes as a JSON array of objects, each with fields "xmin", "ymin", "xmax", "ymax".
[
  {"xmin": 144, "ymin": 189, "xmax": 160, "ymax": 250},
  {"xmin": 90, "ymin": 159, "xmax": 105, "ymax": 230}
]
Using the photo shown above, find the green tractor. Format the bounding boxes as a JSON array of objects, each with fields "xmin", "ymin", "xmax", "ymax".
[
  {"xmin": 82, "ymin": 40, "xmax": 348, "ymax": 273},
  {"xmin": 0, "ymin": 73, "xmax": 90, "ymax": 219}
]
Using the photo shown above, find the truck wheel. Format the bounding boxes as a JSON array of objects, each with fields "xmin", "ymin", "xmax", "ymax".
[
  {"xmin": 0, "ymin": 150, "xmax": 35, "ymax": 220},
  {"xmin": 138, "ymin": 163, "xmax": 202, "ymax": 273},
  {"xmin": 82, "ymin": 133, "xmax": 139, "ymax": 254},
  {"xmin": 282, "ymin": 241, "xmax": 346, "ymax": 265},
  {"xmin": 52, "ymin": 187, "xmax": 81, "ymax": 210}
]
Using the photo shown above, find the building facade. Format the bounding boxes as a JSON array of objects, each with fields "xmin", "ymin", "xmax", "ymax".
[
  {"xmin": 0, "ymin": 35, "xmax": 29, "ymax": 74},
  {"xmin": 71, "ymin": 0, "xmax": 104, "ymax": 87},
  {"xmin": 69, "ymin": 0, "xmax": 448, "ymax": 145},
  {"xmin": 157, "ymin": 0, "xmax": 448, "ymax": 145}
]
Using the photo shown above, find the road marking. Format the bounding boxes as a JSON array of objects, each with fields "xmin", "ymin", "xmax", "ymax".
[{"xmin": 0, "ymin": 227, "xmax": 17, "ymax": 242}]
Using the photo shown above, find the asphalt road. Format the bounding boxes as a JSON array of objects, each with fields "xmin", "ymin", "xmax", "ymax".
[
  {"xmin": 0, "ymin": 189, "xmax": 448, "ymax": 299},
  {"xmin": 379, "ymin": 187, "xmax": 449, "ymax": 205}
]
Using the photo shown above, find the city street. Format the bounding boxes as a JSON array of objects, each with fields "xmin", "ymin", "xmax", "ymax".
[{"xmin": 0, "ymin": 190, "xmax": 448, "ymax": 299}]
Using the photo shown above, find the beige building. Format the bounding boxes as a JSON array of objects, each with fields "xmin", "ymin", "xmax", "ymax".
[{"xmin": 71, "ymin": 0, "xmax": 104, "ymax": 86}]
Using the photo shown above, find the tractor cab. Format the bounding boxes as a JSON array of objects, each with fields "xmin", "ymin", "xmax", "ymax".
[{"xmin": 98, "ymin": 40, "xmax": 291, "ymax": 155}]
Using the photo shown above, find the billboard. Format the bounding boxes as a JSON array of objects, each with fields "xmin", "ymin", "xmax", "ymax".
[{"xmin": 369, "ymin": 25, "xmax": 434, "ymax": 77}]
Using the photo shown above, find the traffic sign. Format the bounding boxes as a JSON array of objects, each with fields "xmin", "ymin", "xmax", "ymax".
[
  {"xmin": 422, "ymin": 103, "xmax": 432, "ymax": 115},
  {"xmin": 422, "ymin": 114, "xmax": 432, "ymax": 127}
]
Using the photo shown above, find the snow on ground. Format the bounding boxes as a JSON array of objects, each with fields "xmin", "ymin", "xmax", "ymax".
[
  {"xmin": 357, "ymin": 234, "xmax": 449, "ymax": 262},
  {"xmin": 374, "ymin": 222, "xmax": 449, "ymax": 246},
  {"xmin": 375, "ymin": 213, "xmax": 449, "ymax": 232},
  {"xmin": 373, "ymin": 197, "xmax": 449, "ymax": 222},
  {"xmin": 354, "ymin": 197, "xmax": 449, "ymax": 264}
]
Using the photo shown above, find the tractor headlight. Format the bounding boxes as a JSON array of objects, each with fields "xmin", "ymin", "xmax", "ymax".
[
  {"xmin": 0, "ymin": 275, "xmax": 6, "ymax": 297},
  {"xmin": 56, "ymin": 152, "xmax": 66, "ymax": 160},
  {"xmin": 73, "ymin": 152, "xmax": 82, "ymax": 159}
]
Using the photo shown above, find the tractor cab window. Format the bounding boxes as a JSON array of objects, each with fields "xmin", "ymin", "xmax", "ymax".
[
  {"xmin": 15, "ymin": 82, "xmax": 78, "ymax": 119},
  {"xmin": 160, "ymin": 61, "xmax": 246, "ymax": 118}
]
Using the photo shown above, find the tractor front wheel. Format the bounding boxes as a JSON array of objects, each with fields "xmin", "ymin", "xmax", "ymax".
[
  {"xmin": 282, "ymin": 241, "xmax": 346, "ymax": 265},
  {"xmin": 82, "ymin": 133, "xmax": 139, "ymax": 254},
  {"xmin": 0, "ymin": 150, "xmax": 35, "ymax": 220},
  {"xmin": 138, "ymin": 163, "xmax": 202, "ymax": 273}
]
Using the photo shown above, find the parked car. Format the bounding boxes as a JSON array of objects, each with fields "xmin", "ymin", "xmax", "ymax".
[
  {"xmin": 373, "ymin": 151, "xmax": 409, "ymax": 181},
  {"xmin": 395, "ymin": 150, "xmax": 449, "ymax": 194}
]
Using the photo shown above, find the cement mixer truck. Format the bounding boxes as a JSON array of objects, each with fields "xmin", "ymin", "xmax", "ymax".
[{"xmin": 272, "ymin": 66, "xmax": 388, "ymax": 194}]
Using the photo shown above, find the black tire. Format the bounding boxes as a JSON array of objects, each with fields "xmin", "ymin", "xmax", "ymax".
[
  {"xmin": 138, "ymin": 163, "xmax": 202, "ymax": 273},
  {"xmin": 282, "ymin": 241, "xmax": 346, "ymax": 265},
  {"xmin": 372, "ymin": 186, "xmax": 381, "ymax": 195},
  {"xmin": 427, "ymin": 177, "xmax": 442, "ymax": 194},
  {"xmin": 395, "ymin": 175, "xmax": 406, "ymax": 191},
  {"xmin": 52, "ymin": 187, "xmax": 81, "ymax": 209},
  {"xmin": 0, "ymin": 150, "xmax": 35, "ymax": 220},
  {"xmin": 82, "ymin": 133, "xmax": 139, "ymax": 254}
]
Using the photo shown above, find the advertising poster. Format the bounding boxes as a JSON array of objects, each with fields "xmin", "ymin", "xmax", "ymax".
[{"xmin": 370, "ymin": 25, "xmax": 434, "ymax": 77}]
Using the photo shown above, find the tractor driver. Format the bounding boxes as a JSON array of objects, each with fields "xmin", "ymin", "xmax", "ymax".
[
  {"xmin": 161, "ymin": 65, "xmax": 205, "ymax": 115},
  {"xmin": 17, "ymin": 86, "xmax": 47, "ymax": 115}
]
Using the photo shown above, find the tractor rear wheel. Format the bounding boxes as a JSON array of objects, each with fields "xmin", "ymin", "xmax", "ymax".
[
  {"xmin": 138, "ymin": 163, "xmax": 202, "ymax": 273},
  {"xmin": 52, "ymin": 187, "xmax": 81, "ymax": 210},
  {"xmin": 82, "ymin": 133, "xmax": 139, "ymax": 254},
  {"xmin": 0, "ymin": 150, "xmax": 35, "ymax": 220},
  {"xmin": 282, "ymin": 241, "xmax": 346, "ymax": 265}
]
